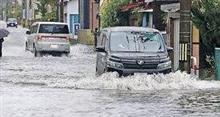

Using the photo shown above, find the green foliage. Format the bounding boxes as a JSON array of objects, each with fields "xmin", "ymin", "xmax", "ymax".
[
  {"xmin": 35, "ymin": 0, "xmax": 57, "ymax": 21},
  {"xmin": 5, "ymin": 3, "xmax": 22, "ymax": 20},
  {"xmin": 192, "ymin": 0, "xmax": 220, "ymax": 54},
  {"xmin": 100, "ymin": 0, "xmax": 130, "ymax": 28}
]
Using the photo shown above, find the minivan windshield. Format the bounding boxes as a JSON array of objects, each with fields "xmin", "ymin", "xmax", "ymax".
[
  {"xmin": 110, "ymin": 31, "xmax": 165, "ymax": 52},
  {"xmin": 39, "ymin": 24, "xmax": 69, "ymax": 34}
]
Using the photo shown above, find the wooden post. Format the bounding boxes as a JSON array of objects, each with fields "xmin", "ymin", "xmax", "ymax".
[{"xmin": 179, "ymin": 0, "xmax": 192, "ymax": 74}]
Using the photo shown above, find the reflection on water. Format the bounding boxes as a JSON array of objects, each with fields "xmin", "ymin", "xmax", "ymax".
[
  {"xmin": 2, "ymin": 83, "xmax": 220, "ymax": 117},
  {"xmin": 177, "ymin": 90, "xmax": 220, "ymax": 116},
  {"xmin": 100, "ymin": 89, "xmax": 220, "ymax": 117}
]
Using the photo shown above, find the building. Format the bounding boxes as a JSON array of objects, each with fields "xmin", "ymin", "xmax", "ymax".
[
  {"xmin": 63, "ymin": 0, "xmax": 79, "ymax": 37},
  {"xmin": 77, "ymin": 0, "xmax": 99, "ymax": 45},
  {"xmin": 22, "ymin": 0, "xmax": 39, "ymax": 27},
  {"xmin": 119, "ymin": 0, "xmax": 179, "ymax": 30},
  {"xmin": 161, "ymin": 2, "xmax": 199, "ymax": 73},
  {"xmin": 79, "ymin": 0, "xmax": 99, "ymax": 31},
  {"xmin": 112, "ymin": 0, "xmax": 199, "ymax": 73}
]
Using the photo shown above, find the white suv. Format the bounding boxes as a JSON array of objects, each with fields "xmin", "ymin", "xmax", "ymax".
[{"xmin": 25, "ymin": 22, "xmax": 71, "ymax": 57}]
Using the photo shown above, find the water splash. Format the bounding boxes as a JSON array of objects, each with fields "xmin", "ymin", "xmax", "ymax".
[
  {"xmin": 46, "ymin": 71, "xmax": 220, "ymax": 91},
  {"xmin": 1, "ymin": 40, "xmax": 220, "ymax": 91}
]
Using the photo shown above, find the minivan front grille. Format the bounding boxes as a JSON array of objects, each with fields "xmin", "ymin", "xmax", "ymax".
[{"xmin": 123, "ymin": 63, "xmax": 158, "ymax": 69}]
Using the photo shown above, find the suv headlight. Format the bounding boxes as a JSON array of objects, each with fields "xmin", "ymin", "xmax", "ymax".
[
  {"xmin": 157, "ymin": 61, "xmax": 171, "ymax": 69},
  {"xmin": 107, "ymin": 60, "xmax": 124, "ymax": 69}
]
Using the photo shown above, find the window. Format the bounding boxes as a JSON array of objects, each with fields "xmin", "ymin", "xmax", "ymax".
[
  {"xmin": 39, "ymin": 24, "xmax": 69, "ymax": 34},
  {"xmin": 110, "ymin": 31, "xmax": 165, "ymax": 52},
  {"xmin": 101, "ymin": 34, "xmax": 107, "ymax": 47},
  {"xmin": 31, "ymin": 25, "xmax": 38, "ymax": 34},
  {"xmin": 97, "ymin": 30, "xmax": 107, "ymax": 47}
]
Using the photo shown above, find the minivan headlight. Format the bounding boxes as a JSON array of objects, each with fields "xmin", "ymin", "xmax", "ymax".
[
  {"xmin": 107, "ymin": 60, "xmax": 124, "ymax": 69},
  {"xmin": 157, "ymin": 61, "xmax": 171, "ymax": 69}
]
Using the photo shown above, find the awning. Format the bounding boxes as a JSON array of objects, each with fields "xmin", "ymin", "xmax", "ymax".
[
  {"xmin": 121, "ymin": 3, "xmax": 143, "ymax": 12},
  {"xmin": 120, "ymin": 1, "xmax": 152, "ymax": 12}
]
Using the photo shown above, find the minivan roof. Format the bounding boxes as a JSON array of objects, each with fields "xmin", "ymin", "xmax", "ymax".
[
  {"xmin": 32, "ymin": 22, "xmax": 68, "ymax": 26},
  {"xmin": 103, "ymin": 26, "xmax": 160, "ymax": 32}
]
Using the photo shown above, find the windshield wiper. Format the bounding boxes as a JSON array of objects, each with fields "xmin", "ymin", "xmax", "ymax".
[
  {"xmin": 157, "ymin": 45, "xmax": 164, "ymax": 53},
  {"xmin": 133, "ymin": 36, "xmax": 138, "ymax": 52},
  {"xmin": 126, "ymin": 35, "xmax": 130, "ymax": 50}
]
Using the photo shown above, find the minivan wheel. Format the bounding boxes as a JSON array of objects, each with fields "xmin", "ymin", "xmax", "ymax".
[
  {"xmin": 163, "ymin": 69, "xmax": 172, "ymax": 74},
  {"xmin": 119, "ymin": 73, "xmax": 133, "ymax": 77},
  {"xmin": 34, "ymin": 46, "xmax": 41, "ymax": 57},
  {"xmin": 25, "ymin": 42, "xmax": 28, "ymax": 51},
  {"xmin": 64, "ymin": 52, "xmax": 70, "ymax": 57},
  {"xmin": 95, "ymin": 67, "xmax": 100, "ymax": 77}
]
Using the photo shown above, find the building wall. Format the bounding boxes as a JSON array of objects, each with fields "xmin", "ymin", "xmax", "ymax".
[
  {"xmin": 167, "ymin": 12, "xmax": 200, "ymax": 71},
  {"xmin": 89, "ymin": 0, "xmax": 99, "ymax": 31},
  {"xmin": 79, "ymin": 0, "xmax": 90, "ymax": 29},
  {"xmin": 192, "ymin": 25, "xmax": 200, "ymax": 68},
  {"xmin": 66, "ymin": 0, "xmax": 78, "ymax": 23},
  {"xmin": 64, "ymin": 0, "xmax": 79, "ymax": 36}
]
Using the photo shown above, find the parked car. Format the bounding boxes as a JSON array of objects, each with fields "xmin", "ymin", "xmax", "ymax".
[
  {"xmin": 25, "ymin": 22, "xmax": 71, "ymax": 57},
  {"xmin": 7, "ymin": 18, "xmax": 18, "ymax": 28},
  {"xmin": 96, "ymin": 27, "xmax": 173, "ymax": 76}
]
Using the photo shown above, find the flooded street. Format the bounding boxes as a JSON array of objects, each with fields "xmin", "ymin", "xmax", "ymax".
[{"xmin": 1, "ymin": 22, "xmax": 220, "ymax": 117}]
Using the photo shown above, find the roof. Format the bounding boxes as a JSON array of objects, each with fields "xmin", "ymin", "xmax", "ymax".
[
  {"xmin": 103, "ymin": 26, "xmax": 160, "ymax": 32},
  {"xmin": 32, "ymin": 22, "xmax": 68, "ymax": 26}
]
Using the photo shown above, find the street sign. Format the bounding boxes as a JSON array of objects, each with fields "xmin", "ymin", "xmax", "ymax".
[{"xmin": 22, "ymin": 9, "xmax": 26, "ymax": 19}]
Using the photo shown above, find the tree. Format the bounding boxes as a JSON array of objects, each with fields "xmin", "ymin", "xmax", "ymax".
[
  {"xmin": 35, "ymin": 0, "xmax": 57, "ymax": 21},
  {"xmin": 5, "ymin": 0, "xmax": 22, "ymax": 20},
  {"xmin": 100, "ymin": 0, "xmax": 130, "ymax": 28},
  {"xmin": 192, "ymin": 0, "xmax": 220, "ymax": 53},
  {"xmin": 192, "ymin": 0, "xmax": 220, "ymax": 78}
]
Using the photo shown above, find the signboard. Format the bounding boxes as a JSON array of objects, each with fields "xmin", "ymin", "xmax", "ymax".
[
  {"xmin": 70, "ymin": 14, "xmax": 80, "ymax": 36},
  {"xmin": 73, "ymin": 23, "xmax": 80, "ymax": 35},
  {"xmin": 22, "ymin": 9, "xmax": 26, "ymax": 19},
  {"xmin": 161, "ymin": 3, "xmax": 180, "ymax": 12}
]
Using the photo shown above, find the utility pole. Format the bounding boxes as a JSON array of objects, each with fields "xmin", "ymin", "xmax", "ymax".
[
  {"xmin": 22, "ymin": 0, "xmax": 27, "ymax": 27},
  {"xmin": 179, "ymin": 0, "xmax": 192, "ymax": 74},
  {"xmin": 59, "ymin": 0, "xmax": 64, "ymax": 22},
  {"xmin": 56, "ymin": 0, "xmax": 59, "ymax": 22},
  {"xmin": 0, "ymin": 0, "xmax": 3, "ymax": 20}
]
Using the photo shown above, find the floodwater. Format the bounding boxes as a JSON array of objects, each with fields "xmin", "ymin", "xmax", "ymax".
[{"xmin": 1, "ymin": 21, "xmax": 220, "ymax": 117}]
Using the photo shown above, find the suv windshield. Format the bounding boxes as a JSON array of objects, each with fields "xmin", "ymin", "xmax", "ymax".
[
  {"xmin": 110, "ymin": 31, "xmax": 164, "ymax": 52},
  {"xmin": 39, "ymin": 24, "xmax": 69, "ymax": 34}
]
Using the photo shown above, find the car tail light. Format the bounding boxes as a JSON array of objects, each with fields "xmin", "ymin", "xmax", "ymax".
[
  {"xmin": 37, "ymin": 35, "xmax": 42, "ymax": 40},
  {"xmin": 38, "ymin": 36, "xmax": 50, "ymax": 40},
  {"xmin": 66, "ymin": 36, "xmax": 70, "ymax": 41}
]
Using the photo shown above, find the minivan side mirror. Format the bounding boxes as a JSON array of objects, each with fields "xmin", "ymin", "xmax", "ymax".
[
  {"xmin": 96, "ymin": 47, "xmax": 106, "ymax": 52},
  {"xmin": 167, "ymin": 47, "xmax": 173, "ymax": 52},
  {"xmin": 26, "ymin": 31, "xmax": 31, "ymax": 35}
]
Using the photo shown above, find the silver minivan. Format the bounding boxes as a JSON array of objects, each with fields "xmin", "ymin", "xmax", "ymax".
[
  {"xmin": 96, "ymin": 27, "xmax": 173, "ymax": 76},
  {"xmin": 25, "ymin": 22, "xmax": 71, "ymax": 57}
]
